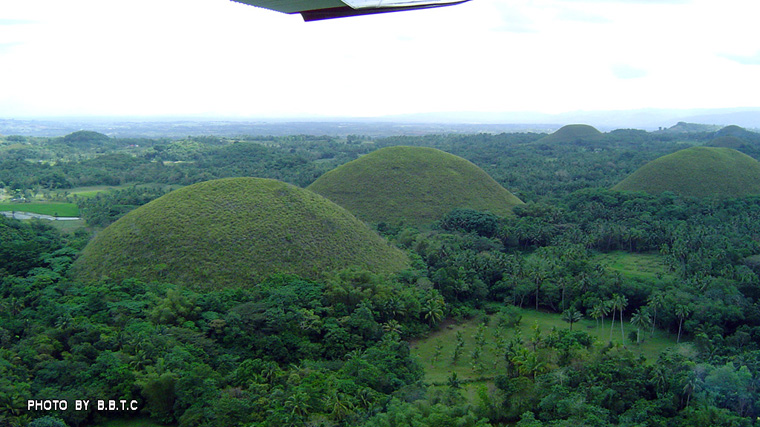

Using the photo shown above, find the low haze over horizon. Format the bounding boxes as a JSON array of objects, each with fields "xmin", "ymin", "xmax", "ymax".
[{"xmin": 1, "ymin": 0, "xmax": 759, "ymax": 119}]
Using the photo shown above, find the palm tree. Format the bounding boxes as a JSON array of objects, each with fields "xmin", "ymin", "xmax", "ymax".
[
  {"xmin": 608, "ymin": 296, "xmax": 617, "ymax": 342},
  {"xmin": 675, "ymin": 304, "xmax": 691, "ymax": 343},
  {"xmin": 422, "ymin": 295, "xmax": 445, "ymax": 326},
  {"xmin": 382, "ymin": 319, "xmax": 403, "ymax": 335},
  {"xmin": 682, "ymin": 371, "xmax": 698, "ymax": 408},
  {"xmin": 590, "ymin": 304, "xmax": 603, "ymax": 329},
  {"xmin": 601, "ymin": 300, "xmax": 611, "ymax": 330},
  {"xmin": 285, "ymin": 391, "xmax": 311, "ymax": 418},
  {"xmin": 325, "ymin": 391, "xmax": 353, "ymax": 421},
  {"xmin": 614, "ymin": 294, "xmax": 628, "ymax": 342},
  {"xmin": 650, "ymin": 365, "xmax": 668, "ymax": 398},
  {"xmin": 647, "ymin": 292, "xmax": 665, "ymax": 337},
  {"xmin": 561, "ymin": 309, "xmax": 582, "ymax": 331},
  {"xmin": 630, "ymin": 308, "xmax": 651, "ymax": 344}
]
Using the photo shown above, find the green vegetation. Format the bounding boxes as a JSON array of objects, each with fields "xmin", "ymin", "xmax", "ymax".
[
  {"xmin": 95, "ymin": 418, "xmax": 169, "ymax": 427},
  {"xmin": 412, "ymin": 308, "xmax": 679, "ymax": 385},
  {"xmin": 535, "ymin": 124, "xmax": 603, "ymax": 144},
  {"xmin": 593, "ymin": 251, "xmax": 674, "ymax": 283},
  {"xmin": 709, "ymin": 135, "xmax": 747, "ymax": 149},
  {"xmin": 308, "ymin": 146, "xmax": 523, "ymax": 225},
  {"xmin": 75, "ymin": 185, "xmax": 177, "ymax": 227},
  {"xmin": 3, "ymin": 128, "xmax": 760, "ymax": 427},
  {"xmin": 0, "ymin": 202, "xmax": 79, "ymax": 217},
  {"xmin": 613, "ymin": 146, "xmax": 760, "ymax": 197},
  {"xmin": 72, "ymin": 178, "xmax": 408, "ymax": 288}
]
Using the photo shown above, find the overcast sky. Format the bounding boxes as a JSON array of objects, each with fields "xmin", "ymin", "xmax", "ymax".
[{"xmin": 1, "ymin": 0, "xmax": 758, "ymax": 118}]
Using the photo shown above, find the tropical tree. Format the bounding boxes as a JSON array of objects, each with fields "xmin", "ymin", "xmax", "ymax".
[
  {"xmin": 647, "ymin": 292, "xmax": 665, "ymax": 337},
  {"xmin": 630, "ymin": 308, "xmax": 652, "ymax": 344},
  {"xmin": 422, "ymin": 294, "xmax": 445, "ymax": 326},
  {"xmin": 608, "ymin": 295, "xmax": 618, "ymax": 342},
  {"xmin": 682, "ymin": 371, "xmax": 698, "ymax": 408},
  {"xmin": 524, "ymin": 254, "xmax": 556, "ymax": 311},
  {"xmin": 325, "ymin": 391, "xmax": 353, "ymax": 422},
  {"xmin": 589, "ymin": 303, "xmax": 603, "ymax": 329},
  {"xmin": 612, "ymin": 293, "xmax": 628, "ymax": 342},
  {"xmin": 285, "ymin": 391, "xmax": 311, "ymax": 419},
  {"xmin": 382, "ymin": 320, "xmax": 402, "ymax": 336},
  {"xmin": 675, "ymin": 304, "xmax": 691, "ymax": 343},
  {"xmin": 561, "ymin": 309, "xmax": 582, "ymax": 331}
]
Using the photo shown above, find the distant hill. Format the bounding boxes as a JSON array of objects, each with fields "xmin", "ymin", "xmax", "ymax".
[
  {"xmin": 709, "ymin": 136, "xmax": 747, "ymax": 149},
  {"xmin": 714, "ymin": 125, "xmax": 757, "ymax": 140},
  {"xmin": 612, "ymin": 146, "xmax": 760, "ymax": 198},
  {"xmin": 60, "ymin": 130, "xmax": 110, "ymax": 147},
  {"xmin": 307, "ymin": 146, "xmax": 523, "ymax": 225},
  {"xmin": 71, "ymin": 178, "xmax": 409, "ymax": 288},
  {"xmin": 660, "ymin": 122, "xmax": 722, "ymax": 133},
  {"xmin": 535, "ymin": 124, "xmax": 603, "ymax": 144},
  {"xmin": 706, "ymin": 126, "xmax": 760, "ymax": 159}
]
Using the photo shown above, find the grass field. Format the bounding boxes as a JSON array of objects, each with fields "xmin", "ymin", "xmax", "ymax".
[
  {"xmin": 0, "ymin": 202, "xmax": 79, "ymax": 217},
  {"xmin": 67, "ymin": 183, "xmax": 180, "ymax": 199},
  {"xmin": 593, "ymin": 251, "xmax": 673, "ymax": 283},
  {"xmin": 67, "ymin": 184, "xmax": 134, "ymax": 198},
  {"xmin": 410, "ymin": 307, "xmax": 679, "ymax": 385}
]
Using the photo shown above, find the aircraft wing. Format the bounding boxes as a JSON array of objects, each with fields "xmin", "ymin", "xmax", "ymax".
[{"xmin": 232, "ymin": 0, "xmax": 470, "ymax": 21}]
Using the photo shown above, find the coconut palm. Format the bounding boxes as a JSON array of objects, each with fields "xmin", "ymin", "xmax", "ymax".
[
  {"xmin": 609, "ymin": 293, "xmax": 628, "ymax": 342},
  {"xmin": 422, "ymin": 295, "xmax": 445, "ymax": 326},
  {"xmin": 675, "ymin": 304, "xmax": 691, "ymax": 343},
  {"xmin": 382, "ymin": 319, "xmax": 403, "ymax": 335},
  {"xmin": 590, "ymin": 304, "xmax": 603, "ymax": 329},
  {"xmin": 617, "ymin": 294, "xmax": 628, "ymax": 342},
  {"xmin": 647, "ymin": 292, "xmax": 665, "ymax": 337},
  {"xmin": 682, "ymin": 371, "xmax": 698, "ymax": 407},
  {"xmin": 600, "ymin": 300, "xmax": 612, "ymax": 330},
  {"xmin": 630, "ymin": 308, "xmax": 652, "ymax": 344},
  {"xmin": 561, "ymin": 309, "xmax": 582, "ymax": 331},
  {"xmin": 608, "ymin": 296, "xmax": 618, "ymax": 342}
]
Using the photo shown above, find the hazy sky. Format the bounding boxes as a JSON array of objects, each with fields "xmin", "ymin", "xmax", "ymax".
[{"xmin": 1, "ymin": 0, "xmax": 758, "ymax": 118}]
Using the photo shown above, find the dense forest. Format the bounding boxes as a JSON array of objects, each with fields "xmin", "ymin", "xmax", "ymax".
[{"xmin": 1, "ymin": 126, "xmax": 759, "ymax": 427}]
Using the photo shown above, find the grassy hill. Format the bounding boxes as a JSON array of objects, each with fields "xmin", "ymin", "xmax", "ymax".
[
  {"xmin": 709, "ymin": 136, "xmax": 747, "ymax": 149},
  {"xmin": 72, "ymin": 178, "xmax": 408, "ymax": 289},
  {"xmin": 535, "ymin": 124, "xmax": 603, "ymax": 144},
  {"xmin": 307, "ymin": 146, "xmax": 523, "ymax": 225},
  {"xmin": 612, "ymin": 146, "xmax": 760, "ymax": 198},
  {"xmin": 714, "ymin": 125, "xmax": 758, "ymax": 140}
]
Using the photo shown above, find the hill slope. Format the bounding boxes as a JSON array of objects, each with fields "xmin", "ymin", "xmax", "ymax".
[
  {"xmin": 72, "ymin": 178, "xmax": 408, "ymax": 288},
  {"xmin": 535, "ymin": 124, "xmax": 603, "ymax": 144},
  {"xmin": 307, "ymin": 146, "xmax": 522, "ymax": 225},
  {"xmin": 612, "ymin": 146, "xmax": 760, "ymax": 198}
]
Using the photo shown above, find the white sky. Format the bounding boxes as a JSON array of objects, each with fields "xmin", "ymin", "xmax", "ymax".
[{"xmin": 1, "ymin": 0, "xmax": 759, "ymax": 118}]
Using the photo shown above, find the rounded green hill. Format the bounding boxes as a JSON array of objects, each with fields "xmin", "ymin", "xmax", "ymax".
[
  {"xmin": 72, "ymin": 178, "xmax": 409, "ymax": 288},
  {"xmin": 306, "ymin": 146, "xmax": 523, "ymax": 225},
  {"xmin": 537, "ymin": 124, "xmax": 603, "ymax": 144},
  {"xmin": 714, "ymin": 125, "xmax": 755, "ymax": 139},
  {"xmin": 612, "ymin": 146, "xmax": 760, "ymax": 198},
  {"xmin": 708, "ymin": 136, "xmax": 746, "ymax": 149}
]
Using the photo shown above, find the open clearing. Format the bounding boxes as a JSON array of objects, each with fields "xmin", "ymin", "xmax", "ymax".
[
  {"xmin": 410, "ymin": 307, "xmax": 679, "ymax": 385},
  {"xmin": 593, "ymin": 251, "xmax": 673, "ymax": 282},
  {"xmin": 0, "ymin": 202, "xmax": 79, "ymax": 217},
  {"xmin": 67, "ymin": 183, "xmax": 180, "ymax": 198}
]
